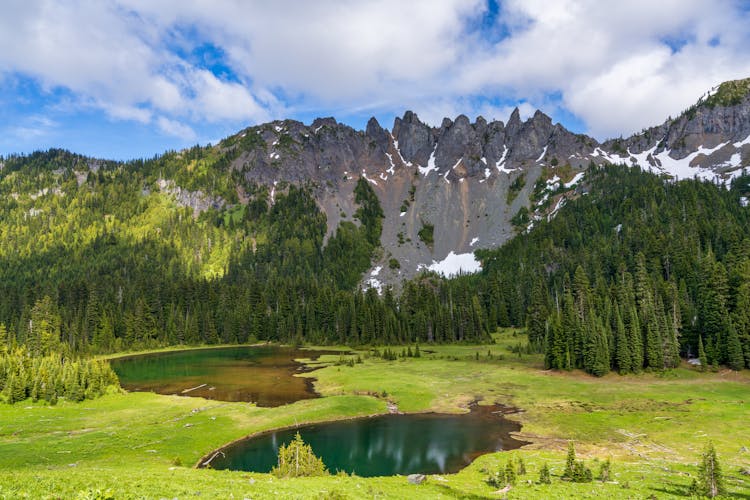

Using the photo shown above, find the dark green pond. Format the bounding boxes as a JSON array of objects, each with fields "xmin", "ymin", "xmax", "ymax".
[
  {"xmin": 111, "ymin": 346, "xmax": 338, "ymax": 407},
  {"xmin": 205, "ymin": 405, "xmax": 526, "ymax": 476}
]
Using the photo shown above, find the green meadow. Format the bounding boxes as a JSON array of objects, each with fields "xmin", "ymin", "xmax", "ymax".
[{"xmin": 1, "ymin": 331, "xmax": 748, "ymax": 499}]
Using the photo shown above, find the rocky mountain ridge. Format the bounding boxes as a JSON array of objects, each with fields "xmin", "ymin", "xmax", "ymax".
[
  {"xmin": 210, "ymin": 78, "xmax": 749, "ymax": 288},
  {"xmin": 5, "ymin": 79, "xmax": 749, "ymax": 289}
]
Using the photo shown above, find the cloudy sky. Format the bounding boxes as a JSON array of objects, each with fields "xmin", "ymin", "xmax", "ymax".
[{"xmin": 2, "ymin": 0, "xmax": 750, "ymax": 160}]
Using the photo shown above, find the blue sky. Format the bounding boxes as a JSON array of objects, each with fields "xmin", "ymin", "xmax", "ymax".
[{"xmin": 1, "ymin": 0, "xmax": 749, "ymax": 161}]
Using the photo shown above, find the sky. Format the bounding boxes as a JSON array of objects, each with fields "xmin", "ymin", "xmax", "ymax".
[{"xmin": 1, "ymin": 0, "xmax": 750, "ymax": 161}]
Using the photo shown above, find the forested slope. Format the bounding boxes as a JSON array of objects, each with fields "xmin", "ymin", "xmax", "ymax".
[
  {"xmin": 0, "ymin": 146, "xmax": 748, "ymax": 373},
  {"xmin": 0, "ymin": 149, "xmax": 488, "ymax": 354},
  {"xmin": 476, "ymin": 164, "xmax": 750, "ymax": 373}
]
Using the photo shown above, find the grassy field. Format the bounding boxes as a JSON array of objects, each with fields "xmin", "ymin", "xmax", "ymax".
[{"xmin": 1, "ymin": 330, "xmax": 749, "ymax": 498}]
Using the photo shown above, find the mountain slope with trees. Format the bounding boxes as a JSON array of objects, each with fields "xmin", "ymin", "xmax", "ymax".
[{"xmin": 0, "ymin": 79, "xmax": 748, "ymax": 375}]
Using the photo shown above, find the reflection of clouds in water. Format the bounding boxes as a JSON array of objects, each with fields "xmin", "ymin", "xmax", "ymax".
[
  {"xmin": 426, "ymin": 442, "xmax": 447, "ymax": 472},
  {"xmin": 393, "ymin": 446, "xmax": 403, "ymax": 470},
  {"xmin": 218, "ymin": 409, "xmax": 524, "ymax": 476}
]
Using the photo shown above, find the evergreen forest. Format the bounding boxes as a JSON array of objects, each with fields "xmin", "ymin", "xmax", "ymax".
[{"xmin": 0, "ymin": 147, "xmax": 749, "ymax": 377}]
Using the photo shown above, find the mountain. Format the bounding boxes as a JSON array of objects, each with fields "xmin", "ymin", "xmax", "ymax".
[
  {"xmin": 0, "ymin": 79, "xmax": 748, "ymax": 356},
  {"xmin": 195, "ymin": 78, "xmax": 750, "ymax": 287},
  {"xmin": 1, "ymin": 79, "xmax": 749, "ymax": 288},
  {"xmin": 599, "ymin": 77, "xmax": 750, "ymax": 179}
]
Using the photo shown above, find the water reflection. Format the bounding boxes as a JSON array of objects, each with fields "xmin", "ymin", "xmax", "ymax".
[
  {"xmin": 208, "ymin": 406, "xmax": 526, "ymax": 476},
  {"xmin": 111, "ymin": 346, "xmax": 339, "ymax": 406}
]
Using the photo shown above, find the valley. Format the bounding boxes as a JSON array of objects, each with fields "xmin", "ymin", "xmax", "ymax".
[{"xmin": 1, "ymin": 335, "xmax": 748, "ymax": 498}]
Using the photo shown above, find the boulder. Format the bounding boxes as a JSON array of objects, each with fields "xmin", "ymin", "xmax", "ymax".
[{"xmin": 407, "ymin": 473, "xmax": 426, "ymax": 485}]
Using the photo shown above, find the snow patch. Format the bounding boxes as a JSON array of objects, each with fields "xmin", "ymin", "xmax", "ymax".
[
  {"xmin": 626, "ymin": 145, "xmax": 658, "ymax": 168},
  {"xmin": 592, "ymin": 147, "xmax": 625, "ymax": 164},
  {"xmin": 480, "ymin": 157, "xmax": 487, "ymax": 165},
  {"xmin": 400, "ymin": 211, "xmax": 407, "ymax": 217},
  {"xmin": 371, "ymin": 266, "xmax": 382, "ymax": 277},
  {"xmin": 650, "ymin": 149, "xmax": 718, "ymax": 181},
  {"xmin": 365, "ymin": 277, "xmax": 383, "ymax": 294},
  {"xmin": 379, "ymin": 172, "xmax": 388, "ymax": 181},
  {"xmin": 274, "ymin": 125, "xmax": 283, "ymax": 132},
  {"xmin": 385, "ymin": 153, "xmax": 396, "ymax": 175},
  {"xmin": 546, "ymin": 175, "xmax": 561, "ymax": 190},
  {"xmin": 536, "ymin": 146, "xmax": 548, "ymax": 163},
  {"xmin": 741, "ymin": 196, "xmax": 749, "ymax": 207},
  {"xmin": 617, "ymin": 141, "xmax": 748, "ymax": 183},
  {"xmin": 470, "ymin": 237, "xmax": 479, "ymax": 246},
  {"xmin": 419, "ymin": 251, "xmax": 482, "ymax": 277},
  {"xmin": 495, "ymin": 146, "xmax": 510, "ymax": 173},
  {"xmin": 443, "ymin": 170, "xmax": 450, "ymax": 183},
  {"xmin": 725, "ymin": 152, "xmax": 742, "ymax": 168},
  {"xmin": 547, "ymin": 196, "xmax": 566, "ymax": 221},
  {"xmin": 419, "ymin": 147, "xmax": 438, "ymax": 176},
  {"xmin": 361, "ymin": 170, "xmax": 378, "ymax": 186},
  {"xmin": 564, "ymin": 172, "xmax": 585, "ymax": 188},
  {"xmin": 484, "ymin": 168, "xmax": 491, "ymax": 179},
  {"xmin": 269, "ymin": 152, "xmax": 280, "ymax": 160},
  {"xmin": 392, "ymin": 135, "xmax": 414, "ymax": 167}
]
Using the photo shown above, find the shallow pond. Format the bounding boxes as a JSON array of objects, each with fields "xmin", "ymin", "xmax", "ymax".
[
  {"xmin": 111, "ymin": 346, "xmax": 338, "ymax": 407},
  {"xmin": 205, "ymin": 405, "xmax": 526, "ymax": 476}
]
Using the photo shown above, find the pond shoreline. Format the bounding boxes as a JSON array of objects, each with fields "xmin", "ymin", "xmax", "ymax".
[
  {"xmin": 111, "ymin": 345, "xmax": 349, "ymax": 406},
  {"xmin": 195, "ymin": 401, "xmax": 527, "ymax": 472}
]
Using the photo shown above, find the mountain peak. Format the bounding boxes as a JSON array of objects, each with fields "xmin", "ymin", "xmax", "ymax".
[{"xmin": 701, "ymin": 77, "xmax": 750, "ymax": 109}]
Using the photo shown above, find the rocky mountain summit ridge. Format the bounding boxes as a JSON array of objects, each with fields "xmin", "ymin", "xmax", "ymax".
[{"xmin": 210, "ymin": 78, "xmax": 749, "ymax": 288}]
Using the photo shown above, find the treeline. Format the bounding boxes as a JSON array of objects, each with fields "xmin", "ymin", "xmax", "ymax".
[
  {"xmin": 477, "ymin": 164, "xmax": 750, "ymax": 374},
  {"xmin": 0, "ymin": 151, "xmax": 489, "ymax": 352},
  {"xmin": 0, "ymin": 344, "xmax": 119, "ymax": 404}
]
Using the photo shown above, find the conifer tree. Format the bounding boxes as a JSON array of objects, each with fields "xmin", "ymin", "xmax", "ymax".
[
  {"xmin": 698, "ymin": 336, "xmax": 708, "ymax": 371},
  {"xmin": 539, "ymin": 462, "xmax": 551, "ymax": 484},
  {"xmin": 698, "ymin": 441, "xmax": 725, "ymax": 498},
  {"xmin": 598, "ymin": 458, "xmax": 611, "ymax": 481},
  {"xmin": 628, "ymin": 306, "xmax": 644, "ymax": 372},
  {"xmin": 527, "ymin": 280, "xmax": 548, "ymax": 351},
  {"xmin": 726, "ymin": 321, "xmax": 744, "ymax": 371},
  {"xmin": 0, "ymin": 324, "xmax": 8, "ymax": 355},
  {"xmin": 563, "ymin": 442, "xmax": 576, "ymax": 479},
  {"xmin": 517, "ymin": 456, "xmax": 526, "ymax": 475},
  {"xmin": 545, "ymin": 313, "xmax": 568, "ymax": 370},
  {"xmin": 504, "ymin": 460, "xmax": 517, "ymax": 485},
  {"xmin": 272, "ymin": 433, "xmax": 328, "ymax": 478},
  {"xmin": 614, "ymin": 308, "xmax": 631, "ymax": 374}
]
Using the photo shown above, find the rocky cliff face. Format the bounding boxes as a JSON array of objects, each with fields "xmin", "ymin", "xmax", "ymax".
[
  {"xmin": 214, "ymin": 78, "xmax": 750, "ymax": 288},
  {"xmin": 600, "ymin": 78, "xmax": 750, "ymax": 179}
]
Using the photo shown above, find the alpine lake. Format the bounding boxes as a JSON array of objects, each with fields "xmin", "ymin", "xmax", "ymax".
[{"xmin": 112, "ymin": 345, "xmax": 525, "ymax": 477}]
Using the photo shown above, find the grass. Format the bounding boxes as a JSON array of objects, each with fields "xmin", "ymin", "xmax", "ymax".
[{"xmin": 1, "ymin": 330, "xmax": 749, "ymax": 498}]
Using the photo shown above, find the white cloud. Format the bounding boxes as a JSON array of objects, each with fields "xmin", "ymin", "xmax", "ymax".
[
  {"xmin": 6, "ymin": 115, "xmax": 58, "ymax": 141},
  {"xmin": 186, "ymin": 69, "xmax": 271, "ymax": 123},
  {"xmin": 459, "ymin": 0, "xmax": 750, "ymax": 137},
  {"xmin": 0, "ymin": 0, "xmax": 749, "ymax": 147},
  {"xmin": 157, "ymin": 116, "xmax": 196, "ymax": 140}
]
